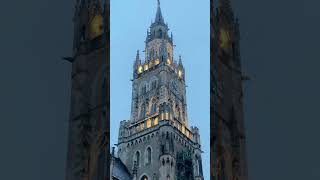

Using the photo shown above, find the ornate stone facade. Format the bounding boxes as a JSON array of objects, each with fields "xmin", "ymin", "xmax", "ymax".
[
  {"xmin": 211, "ymin": 0, "xmax": 248, "ymax": 180},
  {"xmin": 117, "ymin": 1, "xmax": 203, "ymax": 180}
]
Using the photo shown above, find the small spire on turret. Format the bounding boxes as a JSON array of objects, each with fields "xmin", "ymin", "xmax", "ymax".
[
  {"xmin": 178, "ymin": 55, "xmax": 183, "ymax": 66},
  {"xmin": 136, "ymin": 50, "xmax": 140, "ymax": 61},
  {"xmin": 134, "ymin": 50, "xmax": 141, "ymax": 67}
]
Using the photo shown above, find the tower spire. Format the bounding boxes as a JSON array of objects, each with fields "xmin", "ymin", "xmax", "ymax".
[
  {"xmin": 155, "ymin": 0, "xmax": 164, "ymax": 23},
  {"xmin": 135, "ymin": 50, "xmax": 141, "ymax": 64}
]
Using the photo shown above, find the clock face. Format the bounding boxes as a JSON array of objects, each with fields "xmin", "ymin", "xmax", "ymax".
[{"xmin": 89, "ymin": 15, "xmax": 103, "ymax": 39}]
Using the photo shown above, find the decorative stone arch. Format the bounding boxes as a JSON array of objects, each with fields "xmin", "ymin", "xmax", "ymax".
[
  {"xmin": 139, "ymin": 174, "xmax": 150, "ymax": 180},
  {"xmin": 144, "ymin": 145, "xmax": 153, "ymax": 165}
]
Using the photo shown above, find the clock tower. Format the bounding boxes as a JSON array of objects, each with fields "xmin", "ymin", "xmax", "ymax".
[{"xmin": 116, "ymin": 1, "xmax": 203, "ymax": 180}]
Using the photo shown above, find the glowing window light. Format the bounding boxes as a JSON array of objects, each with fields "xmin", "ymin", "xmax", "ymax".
[
  {"xmin": 138, "ymin": 66, "xmax": 143, "ymax": 74},
  {"xmin": 167, "ymin": 58, "xmax": 171, "ymax": 65},
  {"xmin": 161, "ymin": 113, "xmax": 164, "ymax": 120},
  {"xmin": 178, "ymin": 70, "xmax": 183, "ymax": 78},
  {"xmin": 140, "ymin": 123, "xmax": 144, "ymax": 130},
  {"xmin": 144, "ymin": 64, "xmax": 149, "ymax": 71},
  {"xmin": 146, "ymin": 119, "xmax": 151, "ymax": 128},
  {"xmin": 182, "ymin": 126, "xmax": 185, "ymax": 134},
  {"xmin": 170, "ymin": 113, "xmax": 173, "ymax": 120},
  {"xmin": 154, "ymin": 117, "xmax": 158, "ymax": 126},
  {"xmin": 155, "ymin": 59, "xmax": 160, "ymax": 65},
  {"xmin": 165, "ymin": 112, "xmax": 169, "ymax": 120}
]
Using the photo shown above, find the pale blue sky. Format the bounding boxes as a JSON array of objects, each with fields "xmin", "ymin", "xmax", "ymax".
[{"xmin": 110, "ymin": 0, "xmax": 210, "ymax": 179}]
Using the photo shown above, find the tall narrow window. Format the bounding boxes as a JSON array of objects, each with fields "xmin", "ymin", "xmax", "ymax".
[
  {"xmin": 135, "ymin": 151, "xmax": 140, "ymax": 166},
  {"xmin": 151, "ymin": 102, "xmax": 157, "ymax": 114},
  {"xmin": 147, "ymin": 147, "xmax": 151, "ymax": 164}
]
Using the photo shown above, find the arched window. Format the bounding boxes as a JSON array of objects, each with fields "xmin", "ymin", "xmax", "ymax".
[
  {"xmin": 151, "ymin": 102, "xmax": 157, "ymax": 114},
  {"xmin": 146, "ymin": 147, "xmax": 151, "ymax": 164},
  {"xmin": 135, "ymin": 151, "xmax": 140, "ymax": 166},
  {"xmin": 141, "ymin": 175, "xmax": 148, "ymax": 180}
]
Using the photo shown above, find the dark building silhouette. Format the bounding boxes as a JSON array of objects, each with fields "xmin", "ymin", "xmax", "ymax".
[
  {"xmin": 65, "ymin": 0, "xmax": 109, "ymax": 180},
  {"xmin": 211, "ymin": 0, "xmax": 249, "ymax": 180}
]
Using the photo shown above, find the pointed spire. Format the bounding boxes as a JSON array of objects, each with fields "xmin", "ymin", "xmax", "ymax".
[
  {"xmin": 178, "ymin": 55, "xmax": 182, "ymax": 65},
  {"xmin": 155, "ymin": 0, "xmax": 164, "ymax": 24},
  {"xmin": 135, "ymin": 50, "xmax": 141, "ymax": 64}
]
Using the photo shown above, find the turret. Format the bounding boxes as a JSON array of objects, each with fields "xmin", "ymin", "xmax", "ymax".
[{"xmin": 191, "ymin": 126, "xmax": 201, "ymax": 145}]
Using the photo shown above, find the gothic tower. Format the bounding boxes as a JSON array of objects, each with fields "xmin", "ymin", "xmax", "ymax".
[
  {"xmin": 65, "ymin": 0, "xmax": 109, "ymax": 180},
  {"xmin": 117, "ymin": 1, "xmax": 203, "ymax": 180},
  {"xmin": 212, "ymin": 0, "xmax": 248, "ymax": 180}
]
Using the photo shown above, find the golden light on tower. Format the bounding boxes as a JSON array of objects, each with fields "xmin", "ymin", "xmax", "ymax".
[
  {"xmin": 167, "ymin": 58, "xmax": 171, "ymax": 65},
  {"xmin": 155, "ymin": 59, "xmax": 160, "ymax": 65},
  {"xmin": 89, "ymin": 15, "xmax": 103, "ymax": 39},
  {"xmin": 154, "ymin": 117, "xmax": 159, "ymax": 125},
  {"xmin": 178, "ymin": 69, "xmax": 183, "ymax": 78},
  {"xmin": 147, "ymin": 119, "xmax": 151, "ymax": 128},
  {"xmin": 220, "ymin": 29, "xmax": 230, "ymax": 49},
  {"xmin": 144, "ymin": 64, "xmax": 149, "ymax": 71},
  {"xmin": 137, "ymin": 65, "xmax": 143, "ymax": 74}
]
